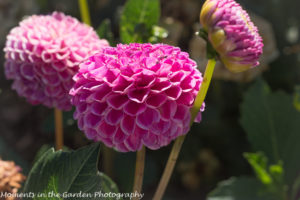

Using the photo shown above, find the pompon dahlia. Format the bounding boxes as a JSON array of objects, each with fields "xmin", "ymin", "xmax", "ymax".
[
  {"xmin": 200, "ymin": 0, "xmax": 263, "ymax": 72},
  {"xmin": 3, "ymin": 12, "xmax": 109, "ymax": 110},
  {"xmin": 70, "ymin": 43, "xmax": 204, "ymax": 152}
]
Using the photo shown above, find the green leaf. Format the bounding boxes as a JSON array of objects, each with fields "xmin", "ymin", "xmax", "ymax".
[
  {"xmin": 208, "ymin": 177, "xmax": 279, "ymax": 200},
  {"xmin": 293, "ymin": 85, "xmax": 300, "ymax": 111},
  {"xmin": 96, "ymin": 19, "xmax": 115, "ymax": 46},
  {"xmin": 240, "ymin": 80, "xmax": 300, "ymax": 187},
  {"xmin": 148, "ymin": 25, "xmax": 168, "ymax": 43},
  {"xmin": 244, "ymin": 152, "xmax": 286, "ymax": 198},
  {"xmin": 244, "ymin": 152, "xmax": 273, "ymax": 185},
  {"xmin": 23, "ymin": 143, "xmax": 119, "ymax": 199},
  {"xmin": 120, "ymin": 0, "xmax": 160, "ymax": 43},
  {"xmin": 33, "ymin": 144, "xmax": 70, "ymax": 163}
]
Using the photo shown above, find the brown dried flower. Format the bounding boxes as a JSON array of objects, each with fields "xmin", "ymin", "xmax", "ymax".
[{"xmin": 0, "ymin": 158, "xmax": 26, "ymax": 200}]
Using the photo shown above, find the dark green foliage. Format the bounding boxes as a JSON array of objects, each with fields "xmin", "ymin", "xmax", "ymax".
[
  {"xmin": 241, "ymin": 80, "xmax": 300, "ymax": 187},
  {"xmin": 23, "ymin": 143, "xmax": 119, "ymax": 200},
  {"xmin": 96, "ymin": 19, "xmax": 115, "ymax": 46},
  {"xmin": 120, "ymin": 0, "xmax": 160, "ymax": 43},
  {"xmin": 208, "ymin": 177, "xmax": 278, "ymax": 200},
  {"xmin": 210, "ymin": 80, "xmax": 300, "ymax": 199}
]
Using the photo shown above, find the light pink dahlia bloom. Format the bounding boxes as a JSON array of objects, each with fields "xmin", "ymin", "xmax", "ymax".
[
  {"xmin": 4, "ymin": 12, "xmax": 109, "ymax": 110},
  {"xmin": 200, "ymin": 0, "xmax": 263, "ymax": 72},
  {"xmin": 70, "ymin": 43, "xmax": 204, "ymax": 152}
]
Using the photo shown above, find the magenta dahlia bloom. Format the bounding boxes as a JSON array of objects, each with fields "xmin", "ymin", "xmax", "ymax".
[
  {"xmin": 4, "ymin": 12, "xmax": 109, "ymax": 110},
  {"xmin": 200, "ymin": 0, "xmax": 263, "ymax": 72},
  {"xmin": 70, "ymin": 43, "xmax": 204, "ymax": 152}
]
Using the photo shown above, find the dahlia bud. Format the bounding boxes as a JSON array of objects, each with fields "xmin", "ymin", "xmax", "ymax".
[
  {"xmin": 200, "ymin": 0, "xmax": 263, "ymax": 72},
  {"xmin": 4, "ymin": 12, "xmax": 109, "ymax": 110},
  {"xmin": 0, "ymin": 158, "xmax": 26, "ymax": 199},
  {"xmin": 70, "ymin": 43, "xmax": 204, "ymax": 152}
]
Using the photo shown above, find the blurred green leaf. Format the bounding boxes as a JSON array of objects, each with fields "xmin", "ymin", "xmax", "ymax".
[
  {"xmin": 244, "ymin": 152, "xmax": 286, "ymax": 198},
  {"xmin": 208, "ymin": 177, "xmax": 278, "ymax": 200},
  {"xmin": 148, "ymin": 25, "xmax": 168, "ymax": 43},
  {"xmin": 33, "ymin": 144, "xmax": 70, "ymax": 163},
  {"xmin": 293, "ymin": 85, "xmax": 300, "ymax": 112},
  {"xmin": 120, "ymin": 0, "xmax": 160, "ymax": 43},
  {"xmin": 96, "ymin": 19, "xmax": 115, "ymax": 46},
  {"xmin": 244, "ymin": 152, "xmax": 273, "ymax": 185},
  {"xmin": 24, "ymin": 143, "xmax": 119, "ymax": 199},
  {"xmin": 240, "ymin": 79, "xmax": 300, "ymax": 188}
]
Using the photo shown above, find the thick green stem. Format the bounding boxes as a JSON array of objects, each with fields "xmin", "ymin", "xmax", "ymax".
[
  {"xmin": 78, "ymin": 0, "xmax": 91, "ymax": 25},
  {"xmin": 133, "ymin": 146, "xmax": 146, "ymax": 199},
  {"xmin": 153, "ymin": 59, "xmax": 216, "ymax": 200}
]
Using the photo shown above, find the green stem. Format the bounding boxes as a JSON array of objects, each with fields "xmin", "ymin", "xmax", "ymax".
[
  {"xmin": 190, "ymin": 59, "xmax": 216, "ymax": 123},
  {"xmin": 54, "ymin": 108, "xmax": 64, "ymax": 150},
  {"xmin": 153, "ymin": 59, "xmax": 216, "ymax": 200},
  {"xmin": 78, "ymin": 0, "xmax": 91, "ymax": 25},
  {"xmin": 132, "ymin": 146, "xmax": 146, "ymax": 199}
]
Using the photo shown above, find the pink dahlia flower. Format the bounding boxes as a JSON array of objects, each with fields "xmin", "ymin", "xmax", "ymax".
[
  {"xmin": 200, "ymin": 0, "xmax": 263, "ymax": 72},
  {"xmin": 70, "ymin": 43, "xmax": 204, "ymax": 152},
  {"xmin": 4, "ymin": 12, "xmax": 109, "ymax": 110}
]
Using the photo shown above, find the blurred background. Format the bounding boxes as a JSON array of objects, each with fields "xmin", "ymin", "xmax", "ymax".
[{"xmin": 0, "ymin": 0, "xmax": 299, "ymax": 199}]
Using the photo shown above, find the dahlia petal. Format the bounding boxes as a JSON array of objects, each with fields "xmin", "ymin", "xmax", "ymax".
[
  {"xmin": 177, "ymin": 92, "xmax": 195, "ymax": 106},
  {"xmin": 142, "ymin": 132, "xmax": 159, "ymax": 150},
  {"xmin": 77, "ymin": 102, "xmax": 88, "ymax": 113},
  {"xmin": 88, "ymin": 83, "xmax": 111, "ymax": 102},
  {"xmin": 84, "ymin": 113, "xmax": 102, "ymax": 127},
  {"xmin": 113, "ymin": 128, "xmax": 128, "ymax": 144},
  {"xmin": 159, "ymin": 100, "xmax": 177, "ymax": 120},
  {"xmin": 97, "ymin": 121, "xmax": 117, "ymax": 138},
  {"xmin": 173, "ymin": 104, "xmax": 190, "ymax": 122},
  {"xmin": 170, "ymin": 71, "xmax": 187, "ymax": 83},
  {"xmin": 20, "ymin": 63, "xmax": 34, "ymax": 80},
  {"xmin": 91, "ymin": 102, "xmax": 108, "ymax": 116},
  {"xmin": 41, "ymin": 64, "xmax": 57, "ymax": 75},
  {"xmin": 146, "ymin": 93, "xmax": 167, "ymax": 108},
  {"xmin": 107, "ymin": 94, "xmax": 129, "ymax": 109},
  {"xmin": 151, "ymin": 79, "xmax": 172, "ymax": 93},
  {"xmin": 128, "ymin": 88, "xmax": 150, "ymax": 103},
  {"xmin": 194, "ymin": 112, "xmax": 202, "ymax": 123},
  {"xmin": 180, "ymin": 76, "xmax": 197, "ymax": 92},
  {"xmin": 105, "ymin": 108, "xmax": 123, "ymax": 125},
  {"xmin": 150, "ymin": 120, "xmax": 171, "ymax": 135},
  {"xmin": 123, "ymin": 101, "xmax": 147, "ymax": 116},
  {"xmin": 165, "ymin": 85, "xmax": 182, "ymax": 100},
  {"xmin": 103, "ymin": 69, "xmax": 119, "ymax": 86},
  {"xmin": 112, "ymin": 75, "xmax": 133, "ymax": 93},
  {"xmin": 86, "ymin": 128, "xmax": 97, "ymax": 140},
  {"xmin": 120, "ymin": 115, "xmax": 136, "ymax": 135},
  {"xmin": 115, "ymin": 143, "xmax": 130, "ymax": 152},
  {"xmin": 78, "ymin": 117, "xmax": 84, "ymax": 130},
  {"xmin": 124, "ymin": 132, "xmax": 142, "ymax": 151},
  {"xmin": 136, "ymin": 107, "xmax": 160, "ymax": 129},
  {"xmin": 133, "ymin": 71, "xmax": 156, "ymax": 88}
]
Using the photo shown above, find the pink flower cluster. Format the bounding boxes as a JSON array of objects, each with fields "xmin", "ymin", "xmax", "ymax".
[
  {"xmin": 4, "ymin": 12, "xmax": 109, "ymax": 110},
  {"xmin": 70, "ymin": 43, "xmax": 204, "ymax": 152},
  {"xmin": 200, "ymin": 0, "xmax": 263, "ymax": 72}
]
